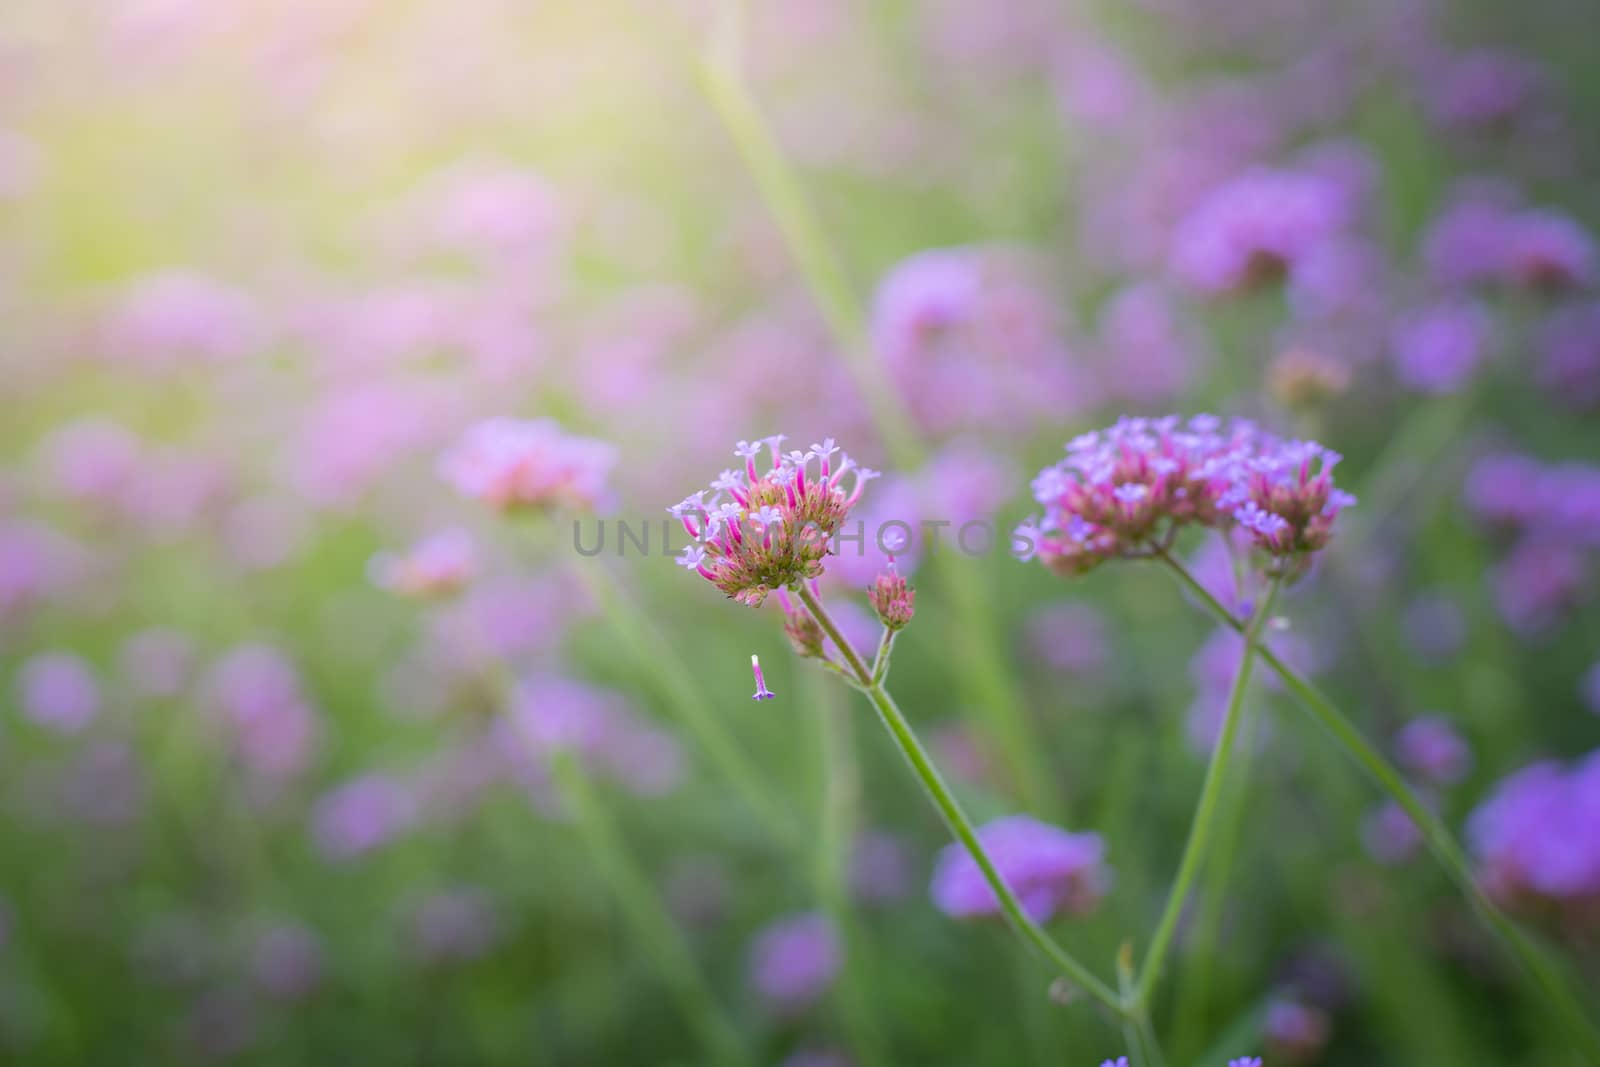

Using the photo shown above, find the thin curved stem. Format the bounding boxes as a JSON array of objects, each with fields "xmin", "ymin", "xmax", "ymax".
[
  {"xmin": 1155, "ymin": 549, "xmax": 1600, "ymax": 1065},
  {"xmin": 794, "ymin": 584, "xmax": 1129, "ymax": 1020},
  {"xmin": 1133, "ymin": 582, "xmax": 1279, "ymax": 1005}
]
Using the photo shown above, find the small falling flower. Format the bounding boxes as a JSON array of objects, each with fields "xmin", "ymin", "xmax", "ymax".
[
  {"xmin": 439, "ymin": 417, "xmax": 617, "ymax": 513},
  {"xmin": 750, "ymin": 654, "xmax": 775, "ymax": 701},
  {"xmin": 669, "ymin": 436, "xmax": 878, "ymax": 606}
]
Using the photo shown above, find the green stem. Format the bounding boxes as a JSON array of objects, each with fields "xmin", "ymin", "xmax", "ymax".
[
  {"xmin": 1134, "ymin": 582, "xmax": 1279, "ymax": 1005},
  {"xmin": 569, "ymin": 559, "xmax": 800, "ymax": 847},
  {"xmin": 1156, "ymin": 550, "xmax": 1600, "ymax": 1065},
  {"xmin": 1118, "ymin": 946, "xmax": 1168, "ymax": 1067},
  {"xmin": 1170, "ymin": 684, "xmax": 1264, "ymax": 1054},
  {"xmin": 794, "ymin": 584, "xmax": 1128, "ymax": 1020},
  {"xmin": 548, "ymin": 755, "xmax": 749, "ymax": 1067}
]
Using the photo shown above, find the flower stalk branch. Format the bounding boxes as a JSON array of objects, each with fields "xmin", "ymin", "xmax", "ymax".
[
  {"xmin": 792, "ymin": 583, "xmax": 1129, "ymax": 1020},
  {"xmin": 1155, "ymin": 547, "xmax": 1600, "ymax": 1064},
  {"xmin": 1133, "ymin": 579, "xmax": 1280, "ymax": 1005}
]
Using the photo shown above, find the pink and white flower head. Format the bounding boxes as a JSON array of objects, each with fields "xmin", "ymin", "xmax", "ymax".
[
  {"xmin": 1016, "ymin": 415, "xmax": 1355, "ymax": 581},
  {"xmin": 669, "ymin": 436, "xmax": 879, "ymax": 607},
  {"xmin": 368, "ymin": 529, "xmax": 476, "ymax": 599},
  {"xmin": 439, "ymin": 418, "xmax": 617, "ymax": 513}
]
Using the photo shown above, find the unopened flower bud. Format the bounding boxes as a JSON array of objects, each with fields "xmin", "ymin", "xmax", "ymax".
[
  {"xmin": 777, "ymin": 588, "xmax": 826, "ymax": 658},
  {"xmin": 868, "ymin": 559, "xmax": 915, "ymax": 632}
]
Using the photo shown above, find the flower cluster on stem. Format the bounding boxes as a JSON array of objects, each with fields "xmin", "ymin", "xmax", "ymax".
[
  {"xmin": 1016, "ymin": 415, "xmax": 1355, "ymax": 580},
  {"xmin": 670, "ymin": 436, "xmax": 879, "ymax": 606}
]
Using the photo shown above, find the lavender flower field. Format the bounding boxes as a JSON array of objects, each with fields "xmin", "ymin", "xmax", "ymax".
[{"xmin": 4, "ymin": 1, "xmax": 1600, "ymax": 1064}]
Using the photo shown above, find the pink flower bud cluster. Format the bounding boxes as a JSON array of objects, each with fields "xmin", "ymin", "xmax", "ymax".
[
  {"xmin": 670, "ymin": 437, "xmax": 879, "ymax": 607},
  {"xmin": 868, "ymin": 560, "xmax": 915, "ymax": 631},
  {"xmin": 1016, "ymin": 415, "xmax": 1356, "ymax": 578}
]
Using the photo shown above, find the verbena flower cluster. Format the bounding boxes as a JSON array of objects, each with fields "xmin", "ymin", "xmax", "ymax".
[
  {"xmin": 1016, "ymin": 415, "xmax": 1356, "ymax": 578},
  {"xmin": 670, "ymin": 437, "xmax": 879, "ymax": 607}
]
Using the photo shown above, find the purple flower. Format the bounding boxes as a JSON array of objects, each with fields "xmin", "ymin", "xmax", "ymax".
[
  {"xmin": 1421, "ymin": 179, "xmax": 1511, "ymax": 280},
  {"xmin": 16, "ymin": 652, "xmax": 101, "ymax": 732},
  {"xmin": 1171, "ymin": 168, "xmax": 1352, "ymax": 293},
  {"xmin": 419, "ymin": 164, "xmax": 566, "ymax": 263},
  {"xmin": 1391, "ymin": 300, "xmax": 1492, "ymax": 394},
  {"xmin": 870, "ymin": 247, "xmax": 1089, "ymax": 433},
  {"xmin": 1422, "ymin": 181, "xmax": 1594, "ymax": 291},
  {"xmin": 1396, "ymin": 716, "xmax": 1472, "ymax": 785},
  {"xmin": 506, "ymin": 676, "xmax": 684, "ymax": 797},
  {"xmin": 204, "ymin": 645, "xmax": 320, "ymax": 783},
  {"xmin": 1469, "ymin": 748, "xmax": 1600, "ymax": 913},
  {"xmin": 1094, "ymin": 282, "xmax": 1207, "ymax": 405},
  {"xmin": 1017, "ymin": 415, "xmax": 1354, "ymax": 579},
  {"xmin": 99, "ymin": 270, "xmax": 263, "ymax": 371},
  {"xmin": 1026, "ymin": 602, "xmax": 1111, "ymax": 675},
  {"xmin": 1537, "ymin": 303, "xmax": 1600, "ymax": 410},
  {"xmin": 1491, "ymin": 537, "xmax": 1587, "ymax": 635},
  {"xmin": 36, "ymin": 418, "xmax": 143, "ymax": 510},
  {"xmin": 0, "ymin": 520, "xmax": 87, "ymax": 622},
  {"xmin": 930, "ymin": 815, "xmax": 1110, "ymax": 922},
  {"xmin": 1463, "ymin": 452, "xmax": 1549, "ymax": 526},
  {"xmin": 748, "ymin": 912, "xmax": 841, "ymax": 1013},
  {"xmin": 1503, "ymin": 211, "xmax": 1596, "ymax": 291},
  {"xmin": 1362, "ymin": 799, "xmax": 1425, "ymax": 865},
  {"xmin": 312, "ymin": 774, "xmax": 417, "ymax": 861},
  {"xmin": 1426, "ymin": 48, "xmax": 1543, "ymax": 130},
  {"xmin": 1264, "ymin": 996, "xmax": 1332, "ymax": 1061},
  {"xmin": 439, "ymin": 418, "xmax": 616, "ymax": 513}
]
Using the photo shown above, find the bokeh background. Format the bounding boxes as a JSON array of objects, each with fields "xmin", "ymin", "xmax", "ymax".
[{"xmin": 1, "ymin": 0, "xmax": 1598, "ymax": 1064}]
